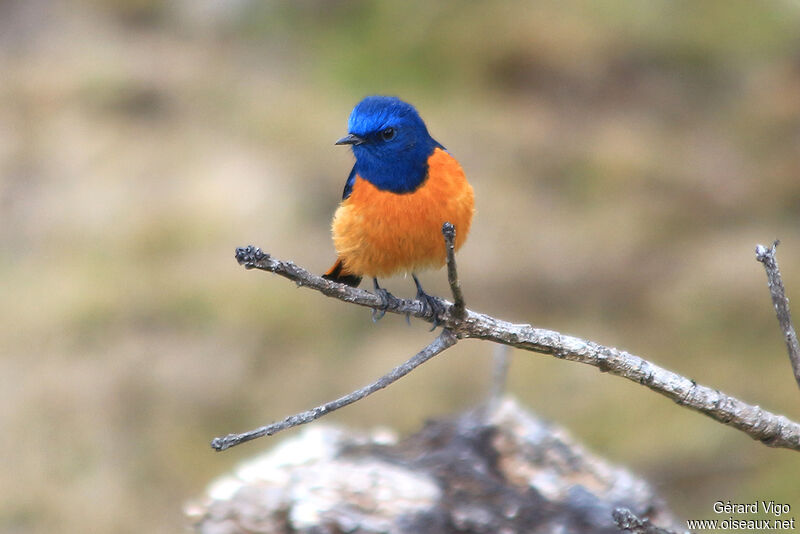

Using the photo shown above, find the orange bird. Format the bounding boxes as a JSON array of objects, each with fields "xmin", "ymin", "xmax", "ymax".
[{"xmin": 323, "ymin": 96, "xmax": 474, "ymax": 321}]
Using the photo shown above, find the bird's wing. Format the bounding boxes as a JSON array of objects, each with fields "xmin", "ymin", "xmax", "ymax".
[{"xmin": 342, "ymin": 165, "xmax": 357, "ymax": 200}]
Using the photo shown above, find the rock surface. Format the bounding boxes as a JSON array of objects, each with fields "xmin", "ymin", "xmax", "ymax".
[{"xmin": 187, "ymin": 398, "xmax": 677, "ymax": 533}]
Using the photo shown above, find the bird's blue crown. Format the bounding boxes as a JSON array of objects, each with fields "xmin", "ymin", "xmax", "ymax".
[{"xmin": 342, "ymin": 96, "xmax": 443, "ymax": 194}]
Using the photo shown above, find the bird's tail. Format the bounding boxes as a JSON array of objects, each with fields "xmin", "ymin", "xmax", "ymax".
[{"xmin": 322, "ymin": 258, "xmax": 362, "ymax": 287}]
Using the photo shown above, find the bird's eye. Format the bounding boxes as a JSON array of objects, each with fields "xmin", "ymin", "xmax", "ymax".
[{"xmin": 381, "ymin": 127, "xmax": 395, "ymax": 141}]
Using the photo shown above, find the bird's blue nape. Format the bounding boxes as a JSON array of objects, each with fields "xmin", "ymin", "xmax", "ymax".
[{"xmin": 344, "ymin": 96, "xmax": 443, "ymax": 194}]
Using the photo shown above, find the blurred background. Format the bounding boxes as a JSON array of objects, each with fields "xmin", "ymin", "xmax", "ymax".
[{"xmin": 2, "ymin": 0, "xmax": 800, "ymax": 532}]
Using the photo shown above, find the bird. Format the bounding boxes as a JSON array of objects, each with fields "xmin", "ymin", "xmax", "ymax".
[{"xmin": 322, "ymin": 95, "xmax": 474, "ymax": 323}]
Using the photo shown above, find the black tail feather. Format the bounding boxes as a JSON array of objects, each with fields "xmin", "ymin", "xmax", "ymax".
[{"xmin": 322, "ymin": 259, "xmax": 362, "ymax": 287}]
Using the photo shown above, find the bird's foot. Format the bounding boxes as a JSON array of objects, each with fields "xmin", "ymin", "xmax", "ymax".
[
  {"xmin": 413, "ymin": 274, "xmax": 445, "ymax": 330},
  {"xmin": 417, "ymin": 289, "xmax": 445, "ymax": 330},
  {"xmin": 372, "ymin": 279, "xmax": 398, "ymax": 322}
]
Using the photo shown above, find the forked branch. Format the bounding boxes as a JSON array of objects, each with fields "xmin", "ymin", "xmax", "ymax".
[{"xmin": 212, "ymin": 228, "xmax": 800, "ymax": 452}]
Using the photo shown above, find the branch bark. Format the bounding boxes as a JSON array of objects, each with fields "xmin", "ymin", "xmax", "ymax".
[
  {"xmin": 212, "ymin": 330, "xmax": 457, "ymax": 451},
  {"xmin": 756, "ymin": 240, "xmax": 800, "ymax": 391},
  {"xmin": 442, "ymin": 222, "xmax": 466, "ymax": 319},
  {"xmin": 214, "ymin": 240, "xmax": 800, "ymax": 453}
]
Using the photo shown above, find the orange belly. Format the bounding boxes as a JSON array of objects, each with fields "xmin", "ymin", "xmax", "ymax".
[{"xmin": 331, "ymin": 148, "xmax": 474, "ymax": 279}]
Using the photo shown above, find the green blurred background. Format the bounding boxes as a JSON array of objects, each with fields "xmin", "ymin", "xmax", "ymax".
[{"xmin": 2, "ymin": 0, "xmax": 800, "ymax": 532}]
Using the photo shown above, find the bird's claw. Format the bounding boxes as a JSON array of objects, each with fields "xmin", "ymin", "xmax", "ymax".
[
  {"xmin": 416, "ymin": 288, "xmax": 445, "ymax": 331},
  {"xmin": 372, "ymin": 287, "xmax": 398, "ymax": 322}
]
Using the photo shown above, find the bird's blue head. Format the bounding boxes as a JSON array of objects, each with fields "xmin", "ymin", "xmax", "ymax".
[{"xmin": 336, "ymin": 96, "xmax": 443, "ymax": 194}]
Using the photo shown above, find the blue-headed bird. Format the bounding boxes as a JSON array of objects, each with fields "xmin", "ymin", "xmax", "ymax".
[{"xmin": 323, "ymin": 96, "xmax": 474, "ymax": 321}]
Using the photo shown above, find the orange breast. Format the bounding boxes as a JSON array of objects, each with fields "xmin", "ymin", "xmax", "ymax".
[{"xmin": 331, "ymin": 148, "xmax": 474, "ymax": 279}]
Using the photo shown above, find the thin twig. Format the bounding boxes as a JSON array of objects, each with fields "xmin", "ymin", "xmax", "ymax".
[
  {"xmin": 756, "ymin": 240, "xmax": 800, "ymax": 391},
  {"xmin": 442, "ymin": 222, "xmax": 466, "ymax": 319},
  {"xmin": 235, "ymin": 245, "xmax": 428, "ymax": 318},
  {"xmin": 211, "ymin": 330, "xmax": 457, "ymax": 450},
  {"xmin": 613, "ymin": 508, "xmax": 685, "ymax": 534},
  {"xmin": 224, "ymin": 237, "xmax": 800, "ymax": 452}
]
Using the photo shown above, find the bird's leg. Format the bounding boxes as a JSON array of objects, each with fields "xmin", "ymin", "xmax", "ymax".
[
  {"xmin": 371, "ymin": 278, "xmax": 397, "ymax": 322},
  {"xmin": 413, "ymin": 274, "xmax": 444, "ymax": 330}
]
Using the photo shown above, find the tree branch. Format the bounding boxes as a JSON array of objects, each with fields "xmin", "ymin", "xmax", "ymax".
[
  {"xmin": 234, "ymin": 245, "xmax": 433, "ymax": 320},
  {"xmin": 756, "ymin": 240, "xmax": 800, "ymax": 391},
  {"xmin": 212, "ymin": 329, "xmax": 457, "ymax": 451},
  {"xmin": 219, "ymin": 235, "xmax": 800, "ymax": 453}
]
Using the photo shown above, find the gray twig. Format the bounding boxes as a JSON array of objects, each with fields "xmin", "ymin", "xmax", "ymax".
[
  {"xmin": 442, "ymin": 222, "xmax": 466, "ymax": 319},
  {"xmin": 222, "ymin": 240, "xmax": 800, "ymax": 452},
  {"xmin": 211, "ymin": 330, "xmax": 457, "ymax": 451},
  {"xmin": 613, "ymin": 508, "xmax": 685, "ymax": 534},
  {"xmin": 756, "ymin": 240, "xmax": 800, "ymax": 391}
]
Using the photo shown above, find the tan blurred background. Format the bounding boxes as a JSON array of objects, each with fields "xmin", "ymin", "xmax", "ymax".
[{"xmin": 2, "ymin": 0, "xmax": 800, "ymax": 532}]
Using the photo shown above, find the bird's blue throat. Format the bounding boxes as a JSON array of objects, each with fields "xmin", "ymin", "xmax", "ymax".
[{"xmin": 352, "ymin": 139, "xmax": 441, "ymax": 194}]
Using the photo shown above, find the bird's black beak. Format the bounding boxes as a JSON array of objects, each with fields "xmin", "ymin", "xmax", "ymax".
[{"xmin": 335, "ymin": 133, "xmax": 365, "ymax": 146}]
